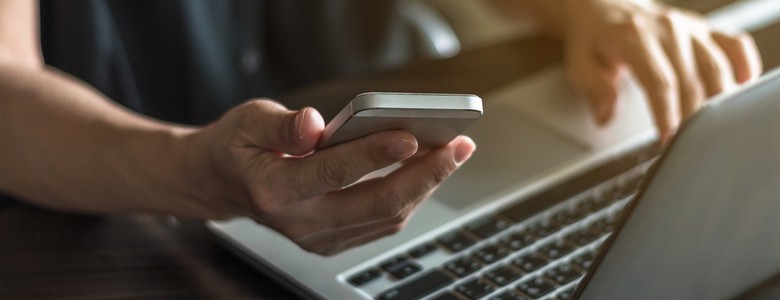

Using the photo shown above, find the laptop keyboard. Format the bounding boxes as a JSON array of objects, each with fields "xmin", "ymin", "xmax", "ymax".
[{"xmin": 346, "ymin": 144, "xmax": 660, "ymax": 300}]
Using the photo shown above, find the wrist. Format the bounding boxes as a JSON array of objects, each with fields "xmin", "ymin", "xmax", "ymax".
[
  {"xmin": 174, "ymin": 124, "xmax": 248, "ymax": 219},
  {"xmin": 114, "ymin": 124, "xmax": 201, "ymax": 216},
  {"xmin": 113, "ymin": 122, "xmax": 233, "ymax": 218}
]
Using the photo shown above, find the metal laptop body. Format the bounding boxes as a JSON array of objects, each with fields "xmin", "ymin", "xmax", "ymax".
[
  {"xmin": 209, "ymin": 68, "xmax": 778, "ymax": 300},
  {"xmin": 207, "ymin": 65, "xmax": 658, "ymax": 299},
  {"xmin": 577, "ymin": 69, "xmax": 780, "ymax": 300}
]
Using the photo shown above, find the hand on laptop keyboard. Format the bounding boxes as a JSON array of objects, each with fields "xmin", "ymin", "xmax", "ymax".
[{"xmin": 503, "ymin": 0, "xmax": 763, "ymax": 141}]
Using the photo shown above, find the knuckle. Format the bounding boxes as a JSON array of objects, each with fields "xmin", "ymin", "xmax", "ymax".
[
  {"xmin": 389, "ymin": 209, "xmax": 410, "ymax": 225},
  {"xmin": 297, "ymin": 242, "xmax": 326, "ymax": 255},
  {"xmin": 564, "ymin": 60, "xmax": 588, "ymax": 90},
  {"xmin": 703, "ymin": 59, "xmax": 722, "ymax": 76},
  {"xmin": 241, "ymin": 99, "xmax": 269, "ymax": 116},
  {"xmin": 701, "ymin": 61, "xmax": 727, "ymax": 92},
  {"xmin": 279, "ymin": 222, "xmax": 315, "ymax": 244},
  {"xmin": 679, "ymin": 79, "xmax": 704, "ymax": 100},
  {"xmin": 373, "ymin": 189, "xmax": 407, "ymax": 218},
  {"xmin": 389, "ymin": 223, "xmax": 406, "ymax": 235},
  {"xmin": 278, "ymin": 113, "xmax": 298, "ymax": 147},
  {"xmin": 314, "ymin": 158, "xmax": 352, "ymax": 189},
  {"xmin": 428, "ymin": 162, "xmax": 454, "ymax": 185},
  {"xmin": 281, "ymin": 225, "xmax": 304, "ymax": 240},
  {"xmin": 649, "ymin": 70, "xmax": 677, "ymax": 96},
  {"xmin": 617, "ymin": 14, "xmax": 645, "ymax": 37},
  {"xmin": 368, "ymin": 138, "xmax": 394, "ymax": 163},
  {"xmin": 237, "ymin": 100, "xmax": 267, "ymax": 132},
  {"xmin": 250, "ymin": 197, "xmax": 285, "ymax": 225},
  {"xmin": 237, "ymin": 99, "xmax": 296, "ymax": 145},
  {"xmin": 247, "ymin": 181, "xmax": 299, "ymax": 227},
  {"xmin": 657, "ymin": 12, "xmax": 676, "ymax": 32}
]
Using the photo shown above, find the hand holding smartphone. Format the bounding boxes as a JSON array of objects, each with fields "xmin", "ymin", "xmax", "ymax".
[{"xmin": 317, "ymin": 92, "xmax": 483, "ymax": 150}]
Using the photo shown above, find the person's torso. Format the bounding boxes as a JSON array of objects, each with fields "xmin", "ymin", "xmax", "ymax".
[{"xmin": 39, "ymin": 0, "xmax": 419, "ymax": 124}]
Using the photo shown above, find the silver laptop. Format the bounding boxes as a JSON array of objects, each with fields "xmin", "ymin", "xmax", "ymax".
[
  {"xmin": 208, "ymin": 4, "xmax": 780, "ymax": 299},
  {"xmin": 207, "ymin": 65, "xmax": 779, "ymax": 300}
]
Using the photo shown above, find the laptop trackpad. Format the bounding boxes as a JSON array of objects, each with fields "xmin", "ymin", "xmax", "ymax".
[{"xmin": 434, "ymin": 104, "xmax": 587, "ymax": 210}]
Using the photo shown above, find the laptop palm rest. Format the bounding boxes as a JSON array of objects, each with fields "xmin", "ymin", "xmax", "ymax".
[{"xmin": 436, "ymin": 65, "xmax": 655, "ymax": 211}]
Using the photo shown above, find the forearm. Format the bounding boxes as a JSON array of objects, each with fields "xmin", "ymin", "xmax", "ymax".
[
  {"xmin": 485, "ymin": 0, "xmax": 566, "ymax": 38},
  {"xmin": 486, "ymin": 0, "xmax": 652, "ymax": 39},
  {"xmin": 0, "ymin": 63, "xmax": 208, "ymax": 216}
]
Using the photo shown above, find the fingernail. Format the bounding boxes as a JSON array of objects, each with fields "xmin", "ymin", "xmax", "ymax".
[
  {"xmin": 454, "ymin": 137, "xmax": 475, "ymax": 164},
  {"xmin": 293, "ymin": 108, "xmax": 309, "ymax": 141},
  {"xmin": 388, "ymin": 138, "xmax": 417, "ymax": 160}
]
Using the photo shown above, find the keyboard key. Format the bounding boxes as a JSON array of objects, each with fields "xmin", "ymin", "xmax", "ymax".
[
  {"xmin": 593, "ymin": 188, "xmax": 619, "ymax": 207},
  {"xmin": 500, "ymin": 194, "xmax": 558, "ymax": 223},
  {"xmin": 439, "ymin": 231, "xmax": 476, "ymax": 253},
  {"xmin": 620, "ymin": 173, "xmax": 644, "ymax": 192},
  {"xmin": 348, "ymin": 268, "xmax": 381, "ymax": 286},
  {"xmin": 567, "ymin": 204, "xmax": 591, "ymax": 220},
  {"xmin": 579, "ymin": 196, "xmax": 611, "ymax": 212},
  {"xmin": 607, "ymin": 172, "xmax": 646, "ymax": 200},
  {"xmin": 575, "ymin": 197, "xmax": 601, "ymax": 213},
  {"xmin": 564, "ymin": 228, "xmax": 602, "ymax": 246},
  {"xmin": 388, "ymin": 261, "xmax": 422, "ymax": 280},
  {"xmin": 484, "ymin": 264, "xmax": 522, "ymax": 286},
  {"xmin": 430, "ymin": 292, "xmax": 462, "ymax": 300},
  {"xmin": 501, "ymin": 230, "xmax": 537, "ymax": 251},
  {"xmin": 380, "ymin": 255, "xmax": 422, "ymax": 280},
  {"xmin": 529, "ymin": 218, "xmax": 564, "ymax": 237},
  {"xmin": 512, "ymin": 251, "xmax": 548, "ymax": 273},
  {"xmin": 490, "ymin": 290, "xmax": 532, "ymax": 300},
  {"xmin": 544, "ymin": 263, "xmax": 583, "ymax": 285},
  {"xmin": 550, "ymin": 209, "xmax": 585, "ymax": 225},
  {"xmin": 516, "ymin": 277, "xmax": 557, "ymax": 299},
  {"xmin": 467, "ymin": 217, "xmax": 512, "ymax": 239},
  {"xmin": 571, "ymin": 251, "xmax": 595, "ymax": 270},
  {"xmin": 377, "ymin": 269, "xmax": 454, "ymax": 300},
  {"xmin": 409, "ymin": 242, "xmax": 438, "ymax": 258},
  {"xmin": 606, "ymin": 210, "xmax": 622, "ymax": 224},
  {"xmin": 500, "ymin": 143, "xmax": 656, "ymax": 225},
  {"xmin": 380, "ymin": 256, "xmax": 409, "ymax": 272},
  {"xmin": 557, "ymin": 286, "xmax": 576, "ymax": 300},
  {"xmin": 474, "ymin": 244, "xmax": 510, "ymax": 264},
  {"xmin": 456, "ymin": 278, "xmax": 495, "ymax": 300},
  {"xmin": 589, "ymin": 217, "xmax": 617, "ymax": 233},
  {"xmin": 538, "ymin": 240, "xmax": 575, "ymax": 259},
  {"xmin": 609, "ymin": 179, "xmax": 639, "ymax": 200},
  {"xmin": 445, "ymin": 256, "xmax": 483, "ymax": 277}
]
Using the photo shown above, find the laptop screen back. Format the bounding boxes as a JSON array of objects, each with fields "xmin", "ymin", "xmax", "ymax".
[{"xmin": 577, "ymin": 70, "xmax": 780, "ymax": 299}]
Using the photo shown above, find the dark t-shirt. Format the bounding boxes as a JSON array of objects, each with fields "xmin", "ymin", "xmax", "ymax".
[
  {"xmin": 0, "ymin": 1, "xmax": 420, "ymax": 207},
  {"xmin": 39, "ymin": 0, "xmax": 419, "ymax": 124}
]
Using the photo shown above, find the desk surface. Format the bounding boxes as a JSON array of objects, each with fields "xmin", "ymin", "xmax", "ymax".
[{"xmin": 2, "ymin": 1, "xmax": 780, "ymax": 299}]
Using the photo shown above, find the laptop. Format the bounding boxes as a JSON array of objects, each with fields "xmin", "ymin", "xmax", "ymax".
[{"xmin": 208, "ymin": 3, "xmax": 780, "ymax": 299}]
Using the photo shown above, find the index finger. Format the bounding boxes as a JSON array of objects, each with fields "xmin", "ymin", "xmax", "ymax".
[
  {"xmin": 276, "ymin": 130, "xmax": 418, "ymax": 200},
  {"xmin": 617, "ymin": 29, "xmax": 681, "ymax": 141},
  {"xmin": 320, "ymin": 136, "xmax": 475, "ymax": 228}
]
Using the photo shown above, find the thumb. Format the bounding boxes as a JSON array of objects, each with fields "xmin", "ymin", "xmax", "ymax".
[{"xmin": 233, "ymin": 100, "xmax": 325, "ymax": 155}]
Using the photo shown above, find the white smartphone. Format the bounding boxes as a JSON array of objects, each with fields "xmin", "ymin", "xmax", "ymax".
[{"xmin": 317, "ymin": 92, "xmax": 483, "ymax": 150}]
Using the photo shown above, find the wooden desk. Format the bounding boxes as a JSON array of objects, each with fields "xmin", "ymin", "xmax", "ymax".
[{"xmin": 2, "ymin": 2, "xmax": 779, "ymax": 299}]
